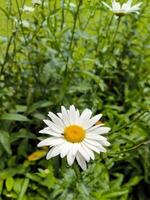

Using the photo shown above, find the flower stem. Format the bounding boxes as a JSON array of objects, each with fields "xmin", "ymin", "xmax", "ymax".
[
  {"xmin": 73, "ymin": 163, "xmax": 81, "ymax": 180},
  {"xmin": 109, "ymin": 16, "xmax": 121, "ymax": 50},
  {"xmin": 108, "ymin": 140, "xmax": 150, "ymax": 156}
]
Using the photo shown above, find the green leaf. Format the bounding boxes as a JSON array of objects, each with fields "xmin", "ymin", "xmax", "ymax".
[
  {"xmin": 27, "ymin": 100, "xmax": 53, "ymax": 113},
  {"xmin": 18, "ymin": 178, "xmax": 29, "ymax": 200},
  {"xmin": 125, "ymin": 176, "xmax": 143, "ymax": 187},
  {"xmin": 0, "ymin": 113, "xmax": 29, "ymax": 121},
  {"xmin": 5, "ymin": 176, "xmax": 14, "ymax": 192},
  {"xmin": 13, "ymin": 179, "xmax": 24, "ymax": 194},
  {"xmin": 102, "ymin": 189, "xmax": 129, "ymax": 198},
  {"xmin": 0, "ymin": 130, "xmax": 12, "ymax": 155},
  {"xmin": 10, "ymin": 128, "xmax": 36, "ymax": 143},
  {"xmin": 110, "ymin": 173, "xmax": 124, "ymax": 189}
]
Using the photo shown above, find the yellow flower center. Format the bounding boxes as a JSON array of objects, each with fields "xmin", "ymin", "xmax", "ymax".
[{"xmin": 64, "ymin": 125, "xmax": 85, "ymax": 143}]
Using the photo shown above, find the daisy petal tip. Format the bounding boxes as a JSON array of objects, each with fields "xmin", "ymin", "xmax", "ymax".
[
  {"xmin": 46, "ymin": 155, "xmax": 50, "ymax": 160},
  {"xmin": 101, "ymin": 148, "xmax": 107, "ymax": 153},
  {"xmin": 82, "ymin": 165, "xmax": 87, "ymax": 171},
  {"xmin": 70, "ymin": 104, "xmax": 75, "ymax": 109},
  {"xmin": 105, "ymin": 141, "xmax": 111, "ymax": 147},
  {"xmin": 37, "ymin": 143, "xmax": 41, "ymax": 147},
  {"xmin": 39, "ymin": 129, "xmax": 44, "ymax": 133},
  {"xmin": 104, "ymin": 127, "xmax": 111, "ymax": 133},
  {"xmin": 99, "ymin": 113, "xmax": 103, "ymax": 119},
  {"xmin": 43, "ymin": 119, "xmax": 48, "ymax": 124},
  {"xmin": 46, "ymin": 152, "xmax": 53, "ymax": 160},
  {"xmin": 67, "ymin": 161, "xmax": 73, "ymax": 166},
  {"xmin": 37, "ymin": 140, "xmax": 47, "ymax": 147},
  {"xmin": 61, "ymin": 105, "xmax": 65, "ymax": 110}
]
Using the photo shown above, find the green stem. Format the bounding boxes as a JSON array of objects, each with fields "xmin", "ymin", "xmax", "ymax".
[
  {"xmin": 60, "ymin": 0, "xmax": 65, "ymax": 30},
  {"xmin": 73, "ymin": 163, "xmax": 81, "ymax": 180},
  {"xmin": 111, "ymin": 110, "xmax": 149, "ymax": 134},
  {"xmin": 58, "ymin": 0, "xmax": 82, "ymax": 105},
  {"xmin": 109, "ymin": 16, "xmax": 121, "ymax": 50},
  {"xmin": 64, "ymin": 0, "xmax": 82, "ymax": 75},
  {"xmin": 108, "ymin": 140, "xmax": 150, "ymax": 156},
  {"xmin": 101, "ymin": 14, "xmax": 114, "ymax": 49}
]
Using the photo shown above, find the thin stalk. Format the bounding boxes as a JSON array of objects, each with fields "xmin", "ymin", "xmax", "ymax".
[
  {"xmin": 109, "ymin": 16, "xmax": 121, "ymax": 50},
  {"xmin": 15, "ymin": 0, "xmax": 27, "ymax": 44},
  {"xmin": 100, "ymin": 16, "xmax": 121, "ymax": 75},
  {"xmin": 58, "ymin": 0, "xmax": 82, "ymax": 105},
  {"xmin": 60, "ymin": 0, "xmax": 65, "ymax": 30},
  {"xmin": 54, "ymin": 0, "xmax": 57, "ymax": 32},
  {"xmin": 64, "ymin": 0, "xmax": 82, "ymax": 75},
  {"xmin": 73, "ymin": 163, "xmax": 81, "ymax": 180},
  {"xmin": 111, "ymin": 110, "xmax": 149, "ymax": 134},
  {"xmin": 0, "ymin": 34, "xmax": 14, "ymax": 75},
  {"xmin": 108, "ymin": 140, "xmax": 150, "ymax": 156},
  {"xmin": 101, "ymin": 14, "xmax": 114, "ymax": 49}
]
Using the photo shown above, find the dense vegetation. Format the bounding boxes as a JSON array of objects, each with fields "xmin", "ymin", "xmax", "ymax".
[{"xmin": 0, "ymin": 0, "xmax": 150, "ymax": 199}]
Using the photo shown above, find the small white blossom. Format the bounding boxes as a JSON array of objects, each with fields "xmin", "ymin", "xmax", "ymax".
[
  {"xmin": 102, "ymin": 0, "xmax": 142, "ymax": 16},
  {"xmin": 38, "ymin": 105, "xmax": 110, "ymax": 170},
  {"xmin": 32, "ymin": 0, "xmax": 42, "ymax": 5}
]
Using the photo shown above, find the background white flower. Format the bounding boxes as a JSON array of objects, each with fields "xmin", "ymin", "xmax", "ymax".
[
  {"xmin": 32, "ymin": 0, "xmax": 42, "ymax": 5},
  {"xmin": 38, "ymin": 105, "xmax": 111, "ymax": 170},
  {"xmin": 102, "ymin": 0, "xmax": 142, "ymax": 15}
]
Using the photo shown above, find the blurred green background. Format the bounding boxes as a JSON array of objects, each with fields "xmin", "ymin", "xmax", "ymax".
[{"xmin": 0, "ymin": 0, "xmax": 150, "ymax": 199}]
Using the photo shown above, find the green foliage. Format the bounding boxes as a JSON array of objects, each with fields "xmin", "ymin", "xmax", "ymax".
[{"xmin": 0, "ymin": 0, "xmax": 150, "ymax": 199}]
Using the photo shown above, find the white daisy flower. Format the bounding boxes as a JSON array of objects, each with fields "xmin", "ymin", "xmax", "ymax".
[
  {"xmin": 32, "ymin": 0, "xmax": 42, "ymax": 5},
  {"xmin": 102, "ymin": 0, "xmax": 142, "ymax": 16},
  {"xmin": 37, "ymin": 105, "xmax": 111, "ymax": 170}
]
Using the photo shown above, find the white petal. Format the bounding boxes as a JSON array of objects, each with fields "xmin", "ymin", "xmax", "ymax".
[
  {"xmin": 68, "ymin": 105, "xmax": 77, "ymax": 124},
  {"xmin": 83, "ymin": 141, "xmax": 105, "ymax": 153},
  {"xmin": 60, "ymin": 142, "xmax": 71, "ymax": 158},
  {"xmin": 66, "ymin": 143, "xmax": 79, "ymax": 165},
  {"xmin": 122, "ymin": 3, "xmax": 129, "ymax": 10},
  {"xmin": 79, "ymin": 108, "xmax": 92, "ymax": 126},
  {"xmin": 48, "ymin": 112, "xmax": 65, "ymax": 130},
  {"xmin": 76, "ymin": 152, "xmax": 87, "ymax": 171},
  {"xmin": 57, "ymin": 113, "xmax": 62, "ymax": 118},
  {"xmin": 67, "ymin": 148, "xmax": 76, "ymax": 166},
  {"xmin": 72, "ymin": 143, "xmax": 79, "ymax": 156},
  {"xmin": 39, "ymin": 128, "xmax": 62, "ymax": 137},
  {"xmin": 86, "ymin": 133, "xmax": 107, "ymax": 140},
  {"xmin": 43, "ymin": 120, "xmax": 62, "ymax": 133},
  {"xmin": 75, "ymin": 109, "xmax": 80, "ymax": 124},
  {"xmin": 128, "ymin": 3, "xmax": 142, "ymax": 12},
  {"xmin": 112, "ymin": 0, "xmax": 121, "ymax": 10},
  {"xmin": 81, "ymin": 143, "xmax": 95, "ymax": 160},
  {"xmin": 87, "ymin": 127, "xmax": 111, "ymax": 135},
  {"xmin": 46, "ymin": 145, "xmax": 62, "ymax": 159},
  {"xmin": 87, "ymin": 124, "xmax": 104, "ymax": 132},
  {"xmin": 85, "ymin": 138, "xmax": 102, "ymax": 147},
  {"xmin": 126, "ymin": 0, "xmax": 132, "ymax": 7},
  {"xmin": 37, "ymin": 137, "xmax": 64, "ymax": 147},
  {"xmin": 84, "ymin": 114, "xmax": 102, "ymax": 129},
  {"xmin": 100, "ymin": 140, "xmax": 110, "ymax": 147},
  {"xmin": 86, "ymin": 134, "xmax": 110, "ymax": 147},
  {"xmin": 61, "ymin": 106, "xmax": 70, "ymax": 126},
  {"xmin": 78, "ymin": 143, "xmax": 90, "ymax": 162}
]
